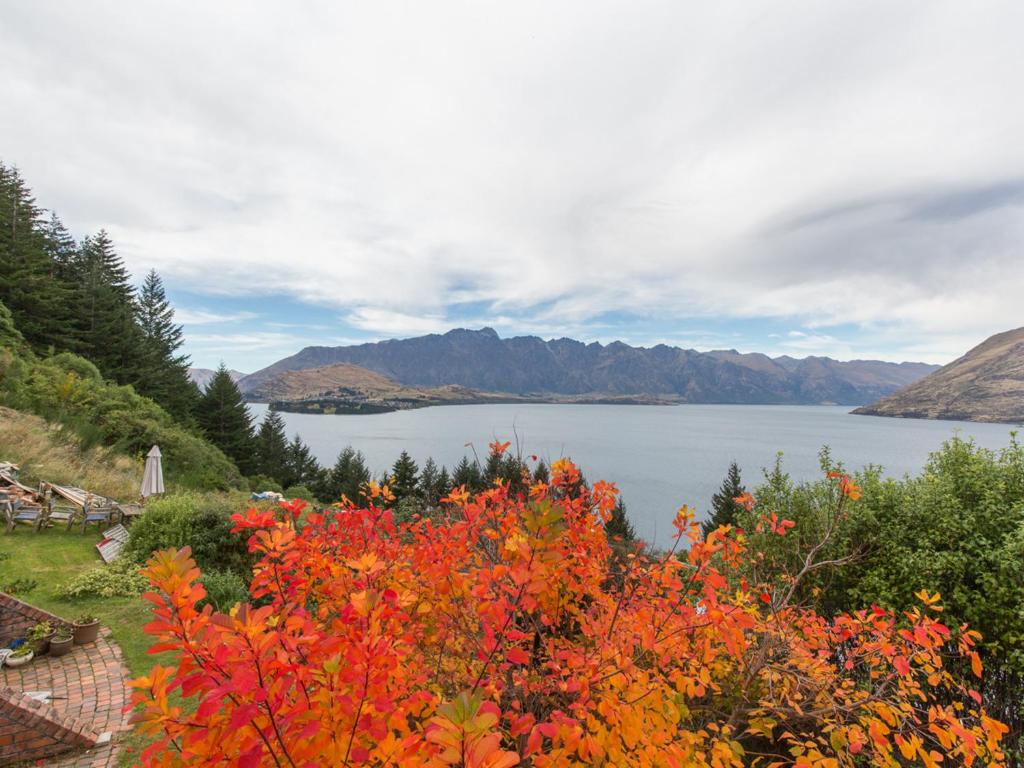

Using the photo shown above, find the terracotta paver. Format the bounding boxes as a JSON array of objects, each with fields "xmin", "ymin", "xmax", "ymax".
[{"xmin": 1, "ymin": 627, "xmax": 131, "ymax": 767}]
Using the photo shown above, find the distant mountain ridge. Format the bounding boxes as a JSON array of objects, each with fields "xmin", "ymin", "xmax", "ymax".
[
  {"xmin": 188, "ymin": 367, "xmax": 246, "ymax": 391},
  {"xmin": 854, "ymin": 327, "xmax": 1024, "ymax": 423},
  {"xmin": 239, "ymin": 328, "xmax": 938, "ymax": 406}
]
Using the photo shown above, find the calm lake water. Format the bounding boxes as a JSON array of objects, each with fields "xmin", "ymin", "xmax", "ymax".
[{"xmin": 247, "ymin": 403, "xmax": 1018, "ymax": 546}]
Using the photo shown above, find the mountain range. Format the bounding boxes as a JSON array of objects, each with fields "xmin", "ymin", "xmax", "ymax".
[
  {"xmin": 238, "ymin": 328, "xmax": 938, "ymax": 406},
  {"xmin": 854, "ymin": 327, "xmax": 1024, "ymax": 423},
  {"xmin": 188, "ymin": 367, "xmax": 246, "ymax": 391}
]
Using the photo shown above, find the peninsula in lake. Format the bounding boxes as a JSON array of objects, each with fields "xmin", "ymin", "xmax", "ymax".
[{"xmin": 239, "ymin": 328, "xmax": 938, "ymax": 412}]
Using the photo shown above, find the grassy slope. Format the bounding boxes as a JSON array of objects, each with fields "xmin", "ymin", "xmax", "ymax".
[{"xmin": 0, "ymin": 406, "xmax": 142, "ymax": 500}]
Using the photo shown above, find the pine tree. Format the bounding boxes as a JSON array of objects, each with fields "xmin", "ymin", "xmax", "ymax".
[
  {"xmin": 532, "ymin": 459, "xmax": 550, "ymax": 485},
  {"xmin": 390, "ymin": 450, "xmax": 419, "ymax": 500},
  {"xmin": 284, "ymin": 435, "xmax": 321, "ymax": 489},
  {"xmin": 702, "ymin": 461, "xmax": 747, "ymax": 538},
  {"xmin": 195, "ymin": 364, "xmax": 255, "ymax": 475},
  {"xmin": 70, "ymin": 229, "xmax": 145, "ymax": 383},
  {"xmin": 42, "ymin": 212, "xmax": 78, "ymax": 278},
  {"xmin": 452, "ymin": 456, "xmax": 483, "ymax": 492},
  {"xmin": 136, "ymin": 270, "xmax": 197, "ymax": 419},
  {"xmin": 419, "ymin": 457, "xmax": 440, "ymax": 505},
  {"xmin": 318, "ymin": 446, "xmax": 372, "ymax": 506},
  {"xmin": 435, "ymin": 466, "xmax": 452, "ymax": 501},
  {"xmin": 483, "ymin": 449, "xmax": 503, "ymax": 484},
  {"xmin": 254, "ymin": 410, "xmax": 289, "ymax": 482},
  {"xmin": 606, "ymin": 497, "xmax": 637, "ymax": 543},
  {"xmin": 0, "ymin": 163, "xmax": 72, "ymax": 350}
]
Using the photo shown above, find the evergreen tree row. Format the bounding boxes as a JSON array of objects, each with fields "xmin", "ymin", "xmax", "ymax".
[
  {"xmin": 0, "ymin": 161, "xmax": 197, "ymax": 420},
  {"xmin": 194, "ymin": 365, "xmax": 322, "ymax": 490}
]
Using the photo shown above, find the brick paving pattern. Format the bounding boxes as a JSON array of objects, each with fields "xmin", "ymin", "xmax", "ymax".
[{"xmin": 1, "ymin": 628, "xmax": 131, "ymax": 767}]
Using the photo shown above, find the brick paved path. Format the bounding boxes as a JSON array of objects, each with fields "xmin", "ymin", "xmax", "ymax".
[{"xmin": 1, "ymin": 627, "xmax": 131, "ymax": 767}]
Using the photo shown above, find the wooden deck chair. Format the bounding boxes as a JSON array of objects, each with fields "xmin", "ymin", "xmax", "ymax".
[
  {"xmin": 4, "ymin": 498, "xmax": 48, "ymax": 532},
  {"xmin": 36, "ymin": 489, "xmax": 74, "ymax": 530},
  {"xmin": 81, "ymin": 498, "xmax": 116, "ymax": 533}
]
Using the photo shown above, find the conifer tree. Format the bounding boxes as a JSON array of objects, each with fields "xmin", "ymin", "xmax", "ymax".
[
  {"xmin": 317, "ymin": 446, "xmax": 372, "ymax": 505},
  {"xmin": 284, "ymin": 435, "xmax": 321, "ymax": 489},
  {"xmin": 606, "ymin": 497, "xmax": 637, "ymax": 543},
  {"xmin": 254, "ymin": 410, "xmax": 289, "ymax": 482},
  {"xmin": 702, "ymin": 461, "xmax": 747, "ymax": 538},
  {"xmin": 70, "ymin": 229, "xmax": 145, "ymax": 383},
  {"xmin": 452, "ymin": 455, "xmax": 483, "ymax": 492},
  {"xmin": 434, "ymin": 465, "xmax": 452, "ymax": 501},
  {"xmin": 0, "ymin": 163, "xmax": 71, "ymax": 349},
  {"xmin": 42, "ymin": 212, "xmax": 78, "ymax": 278},
  {"xmin": 195, "ymin": 364, "xmax": 255, "ymax": 475},
  {"xmin": 136, "ymin": 270, "xmax": 197, "ymax": 419},
  {"xmin": 483, "ymin": 449, "xmax": 503, "ymax": 484},
  {"xmin": 419, "ymin": 457, "xmax": 441, "ymax": 504},
  {"xmin": 532, "ymin": 459, "xmax": 550, "ymax": 485},
  {"xmin": 390, "ymin": 450, "xmax": 419, "ymax": 500}
]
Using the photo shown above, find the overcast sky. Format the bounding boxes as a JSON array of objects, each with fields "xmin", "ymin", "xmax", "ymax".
[{"xmin": 3, "ymin": 1, "xmax": 1022, "ymax": 371}]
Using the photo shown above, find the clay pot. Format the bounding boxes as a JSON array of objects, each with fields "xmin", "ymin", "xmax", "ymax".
[
  {"xmin": 49, "ymin": 635, "xmax": 74, "ymax": 657},
  {"xmin": 72, "ymin": 619, "xmax": 101, "ymax": 645}
]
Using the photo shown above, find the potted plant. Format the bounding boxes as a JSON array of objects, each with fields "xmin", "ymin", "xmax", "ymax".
[
  {"xmin": 49, "ymin": 625, "xmax": 74, "ymax": 657},
  {"xmin": 72, "ymin": 614, "xmax": 101, "ymax": 645},
  {"xmin": 27, "ymin": 620, "xmax": 55, "ymax": 655},
  {"xmin": 6, "ymin": 645, "xmax": 34, "ymax": 667}
]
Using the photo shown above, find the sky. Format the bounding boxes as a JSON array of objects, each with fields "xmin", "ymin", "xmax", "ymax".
[{"xmin": 2, "ymin": 1, "xmax": 1022, "ymax": 373}]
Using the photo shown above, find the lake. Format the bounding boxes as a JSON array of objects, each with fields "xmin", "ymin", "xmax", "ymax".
[{"xmin": 247, "ymin": 403, "xmax": 1018, "ymax": 545}]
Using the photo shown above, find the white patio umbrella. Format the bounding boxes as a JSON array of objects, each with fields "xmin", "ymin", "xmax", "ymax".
[{"xmin": 140, "ymin": 445, "xmax": 165, "ymax": 498}]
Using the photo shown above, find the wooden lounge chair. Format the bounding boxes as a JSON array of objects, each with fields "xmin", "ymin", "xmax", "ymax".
[
  {"xmin": 4, "ymin": 498, "xmax": 49, "ymax": 532},
  {"xmin": 81, "ymin": 501, "xmax": 117, "ymax": 533}
]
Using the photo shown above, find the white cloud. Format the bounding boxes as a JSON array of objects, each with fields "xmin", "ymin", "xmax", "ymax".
[
  {"xmin": 2, "ymin": 0, "xmax": 1022, "ymax": 363},
  {"xmin": 175, "ymin": 308, "xmax": 257, "ymax": 325}
]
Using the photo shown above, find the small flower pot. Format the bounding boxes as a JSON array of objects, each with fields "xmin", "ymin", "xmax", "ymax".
[
  {"xmin": 6, "ymin": 650, "xmax": 34, "ymax": 667},
  {"xmin": 31, "ymin": 631, "xmax": 56, "ymax": 656},
  {"xmin": 73, "ymin": 619, "xmax": 101, "ymax": 645},
  {"xmin": 49, "ymin": 635, "xmax": 74, "ymax": 657}
]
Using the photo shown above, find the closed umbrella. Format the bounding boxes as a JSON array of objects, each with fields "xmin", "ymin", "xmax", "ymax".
[{"xmin": 140, "ymin": 445, "xmax": 164, "ymax": 498}]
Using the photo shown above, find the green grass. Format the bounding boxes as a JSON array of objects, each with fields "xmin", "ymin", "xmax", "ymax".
[
  {"xmin": 0, "ymin": 528, "xmax": 155, "ymax": 675},
  {"xmin": 0, "ymin": 528, "xmax": 171, "ymax": 765}
]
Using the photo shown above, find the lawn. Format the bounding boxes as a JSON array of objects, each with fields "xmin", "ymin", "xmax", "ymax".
[
  {"xmin": 0, "ymin": 527, "xmax": 155, "ymax": 675},
  {"xmin": 0, "ymin": 527, "xmax": 164, "ymax": 766}
]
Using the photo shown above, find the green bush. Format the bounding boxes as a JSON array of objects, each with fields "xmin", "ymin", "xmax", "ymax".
[
  {"xmin": 58, "ymin": 556, "xmax": 148, "ymax": 599},
  {"xmin": 126, "ymin": 492, "xmax": 252, "ymax": 577},
  {"xmin": 198, "ymin": 568, "xmax": 250, "ymax": 612},
  {"xmin": 0, "ymin": 346, "xmax": 243, "ymax": 491},
  {"xmin": 739, "ymin": 437, "xmax": 1024, "ymax": 756},
  {"xmin": 249, "ymin": 475, "xmax": 283, "ymax": 494},
  {"xmin": 283, "ymin": 484, "xmax": 315, "ymax": 501}
]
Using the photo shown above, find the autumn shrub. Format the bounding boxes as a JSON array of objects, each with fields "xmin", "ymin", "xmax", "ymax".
[{"xmin": 131, "ymin": 453, "xmax": 1008, "ymax": 767}]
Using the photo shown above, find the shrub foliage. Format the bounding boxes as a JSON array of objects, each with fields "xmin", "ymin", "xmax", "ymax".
[{"xmin": 131, "ymin": 451, "xmax": 1007, "ymax": 766}]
